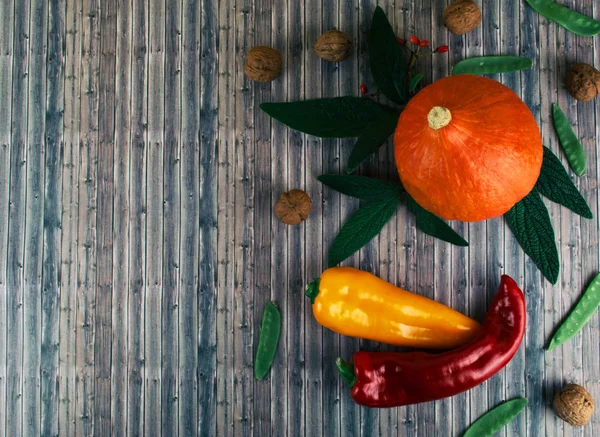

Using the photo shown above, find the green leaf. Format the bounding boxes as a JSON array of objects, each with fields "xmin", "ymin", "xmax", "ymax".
[
  {"xmin": 405, "ymin": 195, "xmax": 469, "ymax": 247},
  {"xmin": 552, "ymin": 103, "xmax": 587, "ymax": 176},
  {"xmin": 328, "ymin": 196, "xmax": 400, "ymax": 267},
  {"xmin": 347, "ymin": 109, "xmax": 400, "ymax": 173},
  {"xmin": 260, "ymin": 97, "xmax": 388, "ymax": 138},
  {"xmin": 318, "ymin": 174, "xmax": 404, "ymax": 201},
  {"xmin": 409, "ymin": 73, "xmax": 424, "ymax": 92},
  {"xmin": 451, "ymin": 56, "xmax": 533, "ymax": 75},
  {"xmin": 463, "ymin": 398, "xmax": 528, "ymax": 437},
  {"xmin": 505, "ymin": 187, "xmax": 559, "ymax": 284},
  {"xmin": 536, "ymin": 146, "xmax": 593, "ymax": 219},
  {"xmin": 368, "ymin": 7, "xmax": 408, "ymax": 104}
]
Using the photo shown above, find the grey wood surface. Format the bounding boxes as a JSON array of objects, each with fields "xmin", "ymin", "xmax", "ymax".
[{"xmin": 1, "ymin": 0, "xmax": 600, "ymax": 436}]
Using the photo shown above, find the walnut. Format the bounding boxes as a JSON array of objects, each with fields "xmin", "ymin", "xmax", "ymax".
[
  {"xmin": 275, "ymin": 189, "xmax": 312, "ymax": 225},
  {"xmin": 314, "ymin": 30, "xmax": 352, "ymax": 62},
  {"xmin": 553, "ymin": 384, "xmax": 595, "ymax": 426},
  {"xmin": 565, "ymin": 63, "xmax": 600, "ymax": 102},
  {"xmin": 244, "ymin": 46, "xmax": 282, "ymax": 82},
  {"xmin": 443, "ymin": 0, "xmax": 482, "ymax": 35}
]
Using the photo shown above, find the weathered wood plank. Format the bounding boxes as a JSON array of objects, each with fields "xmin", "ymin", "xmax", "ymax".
[
  {"xmin": 180, "ymin": 0, "xmax": 199, "ymax": 434},
  {"xmin": 0, "ymin": 0, "xmax": 15, "ymax": 432},
  {"xmin": 23, "ymin": 0, "xmax": 48, "ymax": 434},
  {"xmin": 287, "ymin": 2, "xmax": 307, "ymax": 437},
  {"xmin": 162, "ymin": 0, "xmax": 181, "ymax": 434},
  {"xmin": 268, "ymin": 2, "xmax": 288, "ymax": 435},
  {"xmin": 216, "ymin": 0, "xmax": 234, "ymax": 433},
  {"xmin": 520, "ymin": 3, "xmax": 547, "ymax": 436},
  {"xmin": 145, "ymin": 0, "xmax": 165, "ymax": 433},
  {"xmin": 95, "ymin": 0, "xmax": 118, "ymax": 433},
  {"xmin": 583, "ymin": 4, "xmax": 600, "ymax": 436},
  {"xmin": 76, "ymin": 0, "xmax": 101, "ymax": 434},
  {"xmin": 59, "ymin": 0, "xmax": 81, "ymax": 434},
  {"xmin": 232, "ymin": 0, "xmax": 255, "ymax": 434},
  {"xmin": 538, "ymin": 7, "xmax": 563, "ymax": 437},
  {"xmin": 128, "ymin": 0, "xmax": 148, "ymax": 434},
  {"xmin": 499, "ymin": 2, "xmax": 527, "ymax": 436},
  {"xmin": 303, "ymin": 3, "xmax": 325, "ymax": 437},
  {"xmin": 111, "ymin": 0, "xmax": 132, "ymax": 434},
  {"xmin": 251, "ymin": 0, "xmax": 273, "ymax": 434},
  {"xmin": 41, "ymin": 0, "xmax": 65, "ymax": 435},
  {"xmin": 199, "ymin": 0, "xmax": 218, "ymax": 434}
]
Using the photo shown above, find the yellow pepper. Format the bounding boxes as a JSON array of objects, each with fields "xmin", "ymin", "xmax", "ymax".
[{"xmin": 305, "ymin": 266, "xmax": 480, "ymax": 349}]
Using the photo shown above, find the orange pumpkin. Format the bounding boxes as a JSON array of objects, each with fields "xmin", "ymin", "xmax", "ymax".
[{"xmin": 394, "ymin": 74, "xmax": 543, "ymax": 222}]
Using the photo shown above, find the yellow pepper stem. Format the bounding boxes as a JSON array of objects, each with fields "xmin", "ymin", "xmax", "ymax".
[
  {"xmin": 305, "ymin": 278, "xmax": 320, "ymax": 303},
  {"xmin": 336, "ymin": 357, "xmax": 356, "ymax": 387}
]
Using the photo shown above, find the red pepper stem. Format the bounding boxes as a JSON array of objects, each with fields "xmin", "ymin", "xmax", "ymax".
[
  {"xmin": 336, "ymin": 357, "xmax": 357, "ymax": 387},
  {"xmin": 305, "ymin": 278, "xmax": 320, "ymax": 303}
]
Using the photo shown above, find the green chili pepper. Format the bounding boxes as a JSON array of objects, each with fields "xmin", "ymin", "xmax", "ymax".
[
  {"xmin": 525, "ymin": 0, "xmax": 600, "ymax": 37},
  {"xmin": 254, "ymin": 301, "xmax": 281, "ymax": 380},
  {"xmin": 547, "ymin": 272, "xmax": 600, "ymax": 351},
  {"xmin": 552, "ymin": 103, "xmax": 586, "ymax": 176},
  {"xmin": 451, "ymin": 56, "xmax": 533, "ymax": 75},
  {"xmin": 463, "ymin": 398, "xmax": 528, "ymax": 437},
  {"xmin": 409, "ymin": 73, "xmax": 424, "ymax": 92}
]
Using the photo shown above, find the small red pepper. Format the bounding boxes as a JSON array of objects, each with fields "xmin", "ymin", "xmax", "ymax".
[
  {"xmin": 409, "ymin": 35, "xmax": 420, "ymax": 45},
  {"xmin": 397, "ymin": 37, "xmax": 406, "ymax": 46},
  {"xmin": 337, "ymin": 275, "xmax": 526, "ymax": 408},
  {"xmin": 436, "ymin": 45, "xmax": 449, "ymax": 53},
  {"xmin": 419, "ymin": 39, "xmax": 430, "ymax": 47},
  {"xmin": 360, "ymin": 83, "xmax": 368, "ymax": 94}
]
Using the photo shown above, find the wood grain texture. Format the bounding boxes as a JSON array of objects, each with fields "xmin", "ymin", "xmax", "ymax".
[
  {"xmin": 3, "ymin": 1, "xmax": 600, "ymax": 435},
  {"xmin": 145, "ymin": 0, "xmax": 165, "ymax": 433},
  {"xmin": 0, "ymin": 0, "xmax": 15, "ymax": 434},
  {"xmin": 111, "ymin": 0, "xmax": 132, "ymax": 434}
]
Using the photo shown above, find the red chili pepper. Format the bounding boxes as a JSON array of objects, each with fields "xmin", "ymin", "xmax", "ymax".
[
  {"xmin": 360, "ymin": 83, "xmax": 368, "ymax": 94},
  {"xmin": 337, "ymin": 275, "xmax": 526, "ymax": 408},
  {"xmin": 397, "ymin": 37, "xmax": 406, "ymax": 46},
  {"xmin": 419, "ymin": 40, "xmax": 430, "ymax": 47},
  {"xmin": 436, "ymin": 45, "xmax": 449, "ymax": 53},
  {"xmin": 409, "ymin": 35, "xmax": 420, "ymax": 45}
]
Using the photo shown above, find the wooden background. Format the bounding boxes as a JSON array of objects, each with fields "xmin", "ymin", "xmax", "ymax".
[{"xmin": 1, "ymin": 0, "xmax": 600, "ymax": 435}]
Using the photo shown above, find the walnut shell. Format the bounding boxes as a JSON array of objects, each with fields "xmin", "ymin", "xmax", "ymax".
[
  {"xmin": 553, "ymin": 384, "xmax": 595, "ymax": 426},
  {"xmin": 275, "ymin": 189, "xmax": 312, "ymax": 225},
  {"xmin": 244, "ymin": 46, "xmax": 282, "ymax": 82},
  {"xmin": 443, "ymin": 0, "xmax": 482, "ymax": 35},
  {"xmin": 565, "ymin": 63, "xmax": 600, "ymax": 102},
  {"xmin": 314, "ymin": 30, "xmax": 352, "ymax": 62}
]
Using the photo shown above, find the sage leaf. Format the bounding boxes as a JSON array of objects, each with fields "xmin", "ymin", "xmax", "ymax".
[
  {"xmin": 536, "ymin": 146, "xmax": 592, "ymax": 219},
  {"xmin": 328, "ymin": 196, "xmax": 400, "ymax": 267},
  {"xmin": 505, "ymin": 187, "xmax": 559, "ymax": 284},
  {"xmin": 406, "ymin": 195, "xmax": 469, "ymax": 247},
  {"xmin": 409, "ymin": 73, "xmax": 424, "ymax": 92},
  {"xmin": 547, "ymin": 272, "xmax": 600, "ymax": 351},
  {"xmin": 452, "ymin": 56, "xmax": 533, "ymax": 75},
  {"xmin": 318, "ymin": 174, "xmax": 404, "ymax": 201},
  {"xmin": 260, "ymin": 97, "xmax": 388, "ymax": 138},
  {"xmin": 368, "ymin": 7, "xmax": 408, "ymax": 104},
  {"xmin": 463, "ymin": 398, "xmax": 528, "ymax": 437},
  {"xmin": 347, "ymin": 109, "xmax": 400, "ymax": 173}
]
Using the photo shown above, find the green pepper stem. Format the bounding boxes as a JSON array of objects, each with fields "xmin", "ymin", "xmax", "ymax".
[
  {"xmin": 305, "ymin": 278, "xmax": 320, "ymax": 303},
  {"xmin": 336, "ymin": 357, "xmax": 356, "ymax": 387}
]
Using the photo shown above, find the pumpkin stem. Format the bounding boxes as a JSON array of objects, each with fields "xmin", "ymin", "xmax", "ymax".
[{"xmin": 427, "ymin": 106, "xmax": 452, "ymax": 130}]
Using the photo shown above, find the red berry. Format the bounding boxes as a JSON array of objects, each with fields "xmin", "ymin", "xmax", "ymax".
[
  {"xmin": 419, "ymin": 40, "xmax": 430, "ymax": 48},
  {"xmin": 360, "ymin": 83, "xmax": 368, "ymax": 94},
  {"xmin": 397, "ymin": 37, "xmax": 406, "ymax": 46},
  {"xmin": 409, "ymin": 35, "xmax": 420, "ymax": 45},
  {"xmin": 436, "ymin": 45, "xmax": 449, "ymax": 53}
]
